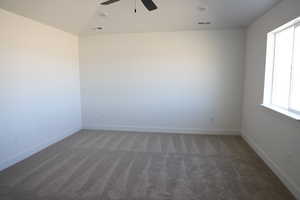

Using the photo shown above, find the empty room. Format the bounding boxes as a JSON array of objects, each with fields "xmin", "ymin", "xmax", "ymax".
[{"xmin": 0, "ymin": 0, "xmax": 300, "ymax": 199}]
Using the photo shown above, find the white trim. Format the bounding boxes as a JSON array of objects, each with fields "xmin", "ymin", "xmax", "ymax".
[
  {"xmin": 0, "ymin": 127, "xmax": 80, "ymax": 172},
  {"xmin": 261, "ymin": 104, "xmax": 300, "ymax": 120},
  {"xmin": 83, "ymin": 124, "xmax": 241, "ymax": 135},
  {"xmin": 242, "ymin": 133, "xmax": 300, "ymax": 200},
  {"xmin": 271, "ymin": 16, "xmax": 300, "ymax": 34}
]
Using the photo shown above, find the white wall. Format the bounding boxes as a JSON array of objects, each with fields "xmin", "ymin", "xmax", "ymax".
[
  {"xmin": 79, "ymin": 30, "xmax": 245, "ymax": 134},
  {"xmin": 242, "ymin": 0, "xmax": 300, "ymax": 198},
  {"xmin": 0, "ymin": 9, "xmax": 82, "ymax": 170}
]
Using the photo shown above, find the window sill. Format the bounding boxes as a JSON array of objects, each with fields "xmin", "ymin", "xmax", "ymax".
[{"xmin": 261, "ymin": 104, "xmax": 300, "ymax": 120}]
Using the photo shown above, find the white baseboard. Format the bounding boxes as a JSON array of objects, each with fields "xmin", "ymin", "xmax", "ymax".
[
  {"xmin": 0, "ymin": 127, "xmax": 80, "ymax": 172},
  {"xmin": 242, "ymin": 133, "xmax": 300, "ymax": 199},
  {"xmin": 83, "ymin": 124, "xmax": 241, "ymax": 135}
]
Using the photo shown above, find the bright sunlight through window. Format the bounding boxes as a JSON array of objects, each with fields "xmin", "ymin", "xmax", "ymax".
[{"xmin": 263, "ymin": 17, "xmax": 300, "ymax": 120}]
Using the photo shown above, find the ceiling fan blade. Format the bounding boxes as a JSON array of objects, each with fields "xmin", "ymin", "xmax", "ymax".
[
  {"xmin": 100, "ymin": 0, "xmax": 121, "ymax": 5},
  {"xmin": 141, "ymin": 0, "xmax": 157, "ymax": 11}
]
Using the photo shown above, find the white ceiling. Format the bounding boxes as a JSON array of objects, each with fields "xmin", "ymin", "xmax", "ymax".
[{"xmin": 0, "ymin": 0, "xmax": 280, "ymax": 35}]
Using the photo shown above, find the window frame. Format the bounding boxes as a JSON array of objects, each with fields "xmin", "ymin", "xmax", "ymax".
[
  {"xmin": 289, "ymin": 22, "xmax": 300, "ymax": 115},
  {"xmin": 262, "ymin": 17, "xmax": 300, "ymax": 120}
]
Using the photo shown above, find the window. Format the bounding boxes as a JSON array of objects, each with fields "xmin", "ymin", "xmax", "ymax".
[{"xmin": 263, "ymin": 17, "xmax": 300, "ymax": 120}]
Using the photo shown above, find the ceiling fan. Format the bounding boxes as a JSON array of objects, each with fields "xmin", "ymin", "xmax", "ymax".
[{"xmin": 100, "ymin": 0, "xmax": 158, "ymax": 11}]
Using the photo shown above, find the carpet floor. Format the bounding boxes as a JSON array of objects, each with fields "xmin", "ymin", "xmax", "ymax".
[{"xmin": 0, "ymin": 130, "xmax": 295, "ymax": 200}]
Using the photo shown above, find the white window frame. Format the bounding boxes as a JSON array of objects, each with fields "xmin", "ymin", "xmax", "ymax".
[{"xmin": 262, "ymin": 17, "xmax": 300, "ymax": 120}]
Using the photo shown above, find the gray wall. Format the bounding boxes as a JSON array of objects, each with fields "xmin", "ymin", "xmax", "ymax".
[
  {"xmin": 0, "ymin": 9, "xmax": 82, "ymax": 170},
  {"xmin": 242, "ymin": 0, "xmax": 300, "ymax": 198},
  {"xmin": 79, "ymin": 30, "xmax": 245, "ymax": 134}
]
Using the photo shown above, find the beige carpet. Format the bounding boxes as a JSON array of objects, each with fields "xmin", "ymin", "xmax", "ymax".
[{"xmin": 0, "ymin": 130, "xmax": 295, "ymax": 200}]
